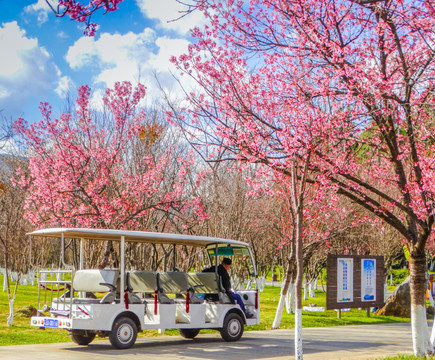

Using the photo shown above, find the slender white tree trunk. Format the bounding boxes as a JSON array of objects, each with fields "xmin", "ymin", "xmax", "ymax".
[
  {"xmin": 5, "ymin": 265, "xmax": 20, "ymax": 327},
  {"xmin": 272, "ymin": 267, "xmax": 294, "ymax": 328},
  {"xmin": 290, "ymin": 155, "xmax": 310, "ymax": 360},
  {"xmin": 309, "ymin": 279, "xmax": 316, "ymax": 298},
  {"xmin": 7, "ymin": 299, "xmax": 14, "ymax": 326},
  {"xmin": 411, "ymin": 304, "xmax": 430, "ymax": 355},
  {"xmin": 409, "ymin": 254, "xmax": 432, "ymax": 355},
  {"xmin": 294, "ymin": 211, "xmax": 304, "ymax": 360},
  {"xmin": 286, "ymin": 283, "xmax": 295, "ymax": 314},
  {"xmin": 295, "ymin": 308, "xmax": 303, "ymax": 360},
  {"xmin": 273, "ymin": 293, "xmax": 287, "ymax": 329},
  {"xmin": 3, "ymin": 272, "xmax": 7, "ymax": 292},
  {"xmin": 257, "ymin": 275, "xmax": 265, "ymax": 292},
  {"xmin": 303, "ymin": 278, "xmax": 308, "ymax": 300}
]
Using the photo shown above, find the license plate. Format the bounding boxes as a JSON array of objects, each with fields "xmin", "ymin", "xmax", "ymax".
[{"xmin": 44, "ymin": 318, "xmax": 59, "ymax": 328}]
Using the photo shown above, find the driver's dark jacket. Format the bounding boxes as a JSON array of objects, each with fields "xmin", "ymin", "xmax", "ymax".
[{"xmin": 202, "ymin": 264, "xmax": 235, "ymax": 303}]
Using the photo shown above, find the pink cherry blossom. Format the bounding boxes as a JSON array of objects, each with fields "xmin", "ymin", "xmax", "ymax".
[
  {"xmin": 168, "ymin": 1, "xmax": 435, "ymax": 355},
  {"xmin": 14, "ymin": 82, "xmax": 207, "ymax": 230},
  {"xmin": 46, "ymin": 0, "xmax": 124, "ymax": 36}
]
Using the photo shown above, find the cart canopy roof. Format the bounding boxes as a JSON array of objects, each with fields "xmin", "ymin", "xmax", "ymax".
[{"xmin": 27, "ymin": 228, "xmax": 249, "ymax": 248}]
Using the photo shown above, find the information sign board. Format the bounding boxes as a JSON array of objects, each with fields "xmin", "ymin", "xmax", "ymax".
[
  {"xmin": 337, "ymin": 258, "xmax": 353, "ymax": 303},
  {"xmin": 326, "ymin": 254, "xmax": 384, "ymax": 310}
]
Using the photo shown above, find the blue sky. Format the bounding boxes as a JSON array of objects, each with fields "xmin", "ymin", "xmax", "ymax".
[{"xmin": 0, "ymin": 0, "xmax": 203, "ymax": 131}]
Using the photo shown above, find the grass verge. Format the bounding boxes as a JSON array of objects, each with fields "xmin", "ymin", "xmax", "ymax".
[
  {"xmin": 0, "ymin": 275, "xmax": 408, "ymax": 346},
  {"xmin": 376, "ymin": 355, "xmax": 435, "ymax": 360}
]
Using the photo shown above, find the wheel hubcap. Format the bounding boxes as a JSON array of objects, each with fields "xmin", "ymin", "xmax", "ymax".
[
  {"xmin": 118, "ymin": 323, "xmax": 133, "ymax": 344},
  {"xmin": 228, "ymin": 319, "xmax": 241, "ymax": 337}
]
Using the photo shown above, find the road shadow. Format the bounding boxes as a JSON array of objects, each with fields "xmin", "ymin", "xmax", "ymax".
[
  {"xmin": 61, "ymin": 333, "xmax": 398, "ymax": 360},
  {"xmin": 62, "ymin": 335, "xmax": 288, "ymax": 359}
]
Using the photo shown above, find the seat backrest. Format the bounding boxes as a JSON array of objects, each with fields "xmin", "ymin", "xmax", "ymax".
[
  {"xmin": 187, "ymin": 273, "xmax": 219, "ymax": 294},
  {"xmin": 128, "ymin": 271, "xmax": 157, "ymax": 293},
  {"xmin": 73, "ymin": 269, "xmax": 119, "ymax": 293},
  {"xmin": 159, "ymin": 272, "xmax": 188, "ymax": 294}
]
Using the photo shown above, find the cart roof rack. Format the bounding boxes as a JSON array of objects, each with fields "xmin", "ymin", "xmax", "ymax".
[{"xmin": 27, "ymin": 228, "xmax": 249, "ymax": 248}]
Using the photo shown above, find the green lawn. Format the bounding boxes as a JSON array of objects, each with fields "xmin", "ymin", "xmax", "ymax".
[
  {"xmin": 377, "ymin": 356, "xmax": 435, "ymax": 360},
  {"xmin": 0, "ymin": 275, "xmax": 408, "ymax": 346},
  {"xmin": 0, "ymin": 278, "xmax": 70, "ymax": 345}
]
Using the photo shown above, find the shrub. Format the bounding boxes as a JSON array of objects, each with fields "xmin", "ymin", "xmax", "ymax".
[{"xmin": 392, "ymin": 269, "xmax": 409, "ymax": 286}]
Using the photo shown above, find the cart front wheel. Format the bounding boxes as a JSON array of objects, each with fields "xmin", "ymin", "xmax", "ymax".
[
  {"xmin": 109, "ymin": 317, "xmax": 137, "ymax": 349},
  {"xmin": 220, "ymin": 312, "xmax": 244, "ymax": 342}
]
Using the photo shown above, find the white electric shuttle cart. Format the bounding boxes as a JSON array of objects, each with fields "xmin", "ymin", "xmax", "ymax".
[{"xmin": 28, "ymin": 228, "xmax": 260, "ymax": 349}]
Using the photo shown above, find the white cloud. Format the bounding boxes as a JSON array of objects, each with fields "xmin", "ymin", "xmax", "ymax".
[
  {"xmin": 149, "ymin": 37, "xmax": 190, "ymax": 72},
  {"xmin": 24, "ymin": 0, "xmax": 51, "ymax": 25},
  {"xmin": 65, "ymin": 36, "xmax": 95, "ymax": 69},
  {"xmin": 66, "ymin": 29, "xmax": 157, "ymax": 70},
  {"xmin": 65, "ymin": 28, "xmax": 193, "ymax": 104},
  {"xmin": 136, "ymin": 0, "xmax": 205, "ymax": 35},
  {"xmin": 55, "ymin": 76, "xmax": 75, "ymax": 98},
  {"xmin": 0, "ymin": 21, "xmax": 59, "ymax": 113},
  {"xmin": 0, "ymin": 22, "xmax": 37, "ymax": 78}
]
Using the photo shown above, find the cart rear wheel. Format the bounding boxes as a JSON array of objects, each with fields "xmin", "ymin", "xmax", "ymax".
[
  {"xmin": 179, "ymin": 328, "xmax": 200, "ymax": 339},
  {"xmin": 70, "ymin": 330, "xmax": 96, "ymax": 345},
  {"xmin": 220, "ymin": 312, "xmax": 244, "ymax": 342},
  {"xmin": 109, "ymin": 317, "xmax": 137, "ymax": 349}
]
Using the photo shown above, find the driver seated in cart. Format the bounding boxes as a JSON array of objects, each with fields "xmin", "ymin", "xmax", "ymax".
[{"xmin": 203, "ymin": 257, "xmax": 254, "ymax": 318}]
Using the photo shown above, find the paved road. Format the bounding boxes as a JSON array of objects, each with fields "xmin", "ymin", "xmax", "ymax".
[{"xmin": 0, "ymin": 323, "xmax": 416, "ymax": 360}]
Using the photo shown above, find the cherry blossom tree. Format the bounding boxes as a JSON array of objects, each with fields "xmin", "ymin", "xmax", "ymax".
[
  {"xmin": 168, "ymin": 0, "xmax": 435, "ymax": 356},
  {"xmin": 37, "ymin": 0, "xmax": 435, "ymax": 355},
  {"xmin": 269, "ymin": 166, "xmax": 363, "ymax": 332},
  {"xmin": 45, "ymin": 0, "xmax": 124, "ymax": 36},
  {"xmin": 14, "ymin": 82, "xmax": 206, "ymax": 266},
  {"xmin": 269, "ymin": 156, "xmax": 310, "ymax": 358}
]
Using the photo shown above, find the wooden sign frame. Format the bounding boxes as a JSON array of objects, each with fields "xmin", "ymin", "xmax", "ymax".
[{"xmin": 326, "ymin": 254, "xmax": 385, "ymax": 310}]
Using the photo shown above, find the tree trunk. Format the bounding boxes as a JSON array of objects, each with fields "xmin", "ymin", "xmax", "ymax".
[
  {"xmin": 303, "ymin": 277, "xmax": 308, "ymax": 300},
  {"xmin": 101, "ymin": 240, "xmax": 113, "ymax": 268},
  {"xmin": 287, "ymin": 282, "xmax": 296, "ymax": 314},
  {"xmin": 409, "ymin": 252, "xmax": 431, "ymax": 355},
  {"xmin": 273, "ymin": 292, "xmax": 288, "ymax": 329},
  {"xmin": 309, "ymin": 279, "xmax": 316, "ymax": 298},
  {"xmin": 4, "ymin": 252, "xmax": 13, "ymax": 326},
  {"xmin": 5, "ymin": 262, "xmax": 20, "ymax": 327},
  {"xmin": 272, "ymin": 266, "xmax": 293, "ymax": 329},
  {"xmin": 294, "ymin": 211, "xmax": 304, "ymax": 360},
  {"xmin": 7, "ymin": 298, "xmax": 14, "ymax": 326},
  {"xmin": 2, "ymin": 273, "xmax": 6, "ymax": 292}
]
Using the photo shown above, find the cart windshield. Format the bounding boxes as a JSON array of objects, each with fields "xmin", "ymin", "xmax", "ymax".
[{"xmin": 205, "ymin": 244, "xmax": 257, "ymax": 291}]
